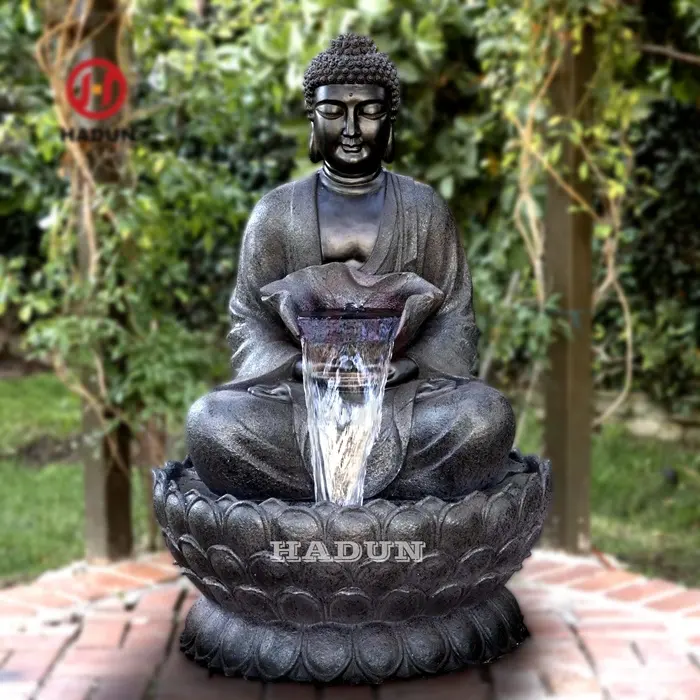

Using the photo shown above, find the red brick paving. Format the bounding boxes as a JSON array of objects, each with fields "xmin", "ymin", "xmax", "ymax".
[
  {"xmin": 0, "ymin": 550, "xmax": 698, "ymax": 698},
  {"xmin": 606, "ymin": 578, "xmax": 679, "ymax": 603},
  {"xmin": 647, "ymin": 589, "xmax": 700, "ymax": 614}
]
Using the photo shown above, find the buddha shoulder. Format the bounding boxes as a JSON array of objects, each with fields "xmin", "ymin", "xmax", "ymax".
[
  {"xmin": 247, "ymin": 181, "xmax": 296, "ymax": 224},
  {"xmin": 391, "ymin": 172, "xmax": 454, "ymax": 223}
]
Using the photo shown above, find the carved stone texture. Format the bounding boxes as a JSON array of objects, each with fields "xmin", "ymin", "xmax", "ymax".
[{"xmin": 153, "ymin": 449, "xmax": 551, "ymax": 683}]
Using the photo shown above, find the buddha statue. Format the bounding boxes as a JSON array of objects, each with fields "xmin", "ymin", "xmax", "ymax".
[
  {"xmin": 156, "ymin": 33, "xmax": 553, "ymax": 684},
  {"xmin": 186, "ymin": 33, "xmax": 526, "ymax": 502}
]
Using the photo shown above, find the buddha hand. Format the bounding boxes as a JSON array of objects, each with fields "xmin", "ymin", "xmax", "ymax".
[
  {"xmin": 292, "ymin": 356, "xmax": 417, "ymax": 387},
  {"xmin": 386, "ymin": 357, "xmax": 419, "ymax": 387}
]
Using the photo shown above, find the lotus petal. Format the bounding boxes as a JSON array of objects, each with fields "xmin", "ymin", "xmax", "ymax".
[
  {"xmin": 496, "ymin": 537, "xmax": 527, "ymax": 571},
  {"xmin": 479, "ymin": 598, "xmax": 513, "ymax": 656},
  {"xmin": 540, "ymin": 459, "xmax": 553, "ymax": 498},
  {"xmin": 259, "ymin": 498, "xmax": 286, "ymax": 518},
  {"xmin": 224, "ymin": 502, "xmax": 269, "ymax": 558},
  {"xmin": 216, "ymin": 494, "xmax": 238, "ymax": 510},
  {"xmin": 499, "ymin": 474, "xmax": 528, "ymax": 499},
  {"xmin": 202, "ymin": 576, "xmax": 235, "ymax": 610},
  {"xmin": 312, "ymin": 502, "xmax": 336, "ymax": 524},
  {"xmin": 220, "ymin": 615, "xmax": 254, "ymax": 674},
  {"xmin": 256, "ymin": 621, "xmax": 301, "ymax": 679},
  {"xmin": 192, "ymin": 602, "xmax": 226, "ymax": 663},
  {"xmin": 248, "ymin": 551, "xmax": 293, "ymax": 591},
  {"xmin": 403, "ymin": 618, "xmax": 448, "ymax": 673},
  {"xmin": 415, "ymin": 495, "xmax": 446, "ymax": 517},
  {"xmin": 233, "ymin": 586, "xmax": 278, "ymax": 620},
  {"xmin": 439, "ymin": 493, "xmax": 487, "ymax": 553},
  {"xmin": 469, "ymin": 573, "xmax": 502, "ymax": 602},
  {"xmin": 407, "ymin": 551, "xmax": 454, "ymax": 592},
  {"xmin": 301, "ymin": 561, "xmax": 352, "ymax": 597},
  {"xmin": 183, "ymin": 490, "xmax": 200, "ymax": 510},
  {"xmin": 385, "ymin": 505, "xmax": 435, "ymax": 550},
  {"xmin": 186, "ymin": 497, "xmax": 221, "ymax": 551},
  {"xmin": 354, "ymin": 622, "xmax": 402, "ymax": 681},
  {"xmin": 517, "ymin": 473, "xmax": 544, "ymax": 524},
  {"xmin": 165, "ymin": 488, "xmax": 187, "ymax": 541},
  {"xmin": 182, "ymin": 568, "xmax": 210, "ymax": 598},
  {"xmin": 179, "ymin": 534, "xmax": 212, "ymax": 579},
  {"xmin": 364, "ymin": 499, "xmax": 395, "ymax": 527},
  {"xmin": 378, "ymin": 587, "xmax": 426, "ymax": 621},
  {"xmin": 355, "ymin": 559, "xmax": 406, "ymax": 597},
  {"xmin": 510, "ymin": 526, "xmax": 543, "ymax": 566},
  {"xmin": 275, "ymin": 507, "xmax": 322, "ymax": 545},
  {"xmin": 163, "ymin": 532, "xmax": 187, "ymax": 569},
  {"xmin": 207, "ymin": 545, "xmax": 247, "ymax": 589},
  {"xmin": 425, "ymin": 582, "xmax": 463, "ymax": 616},
  {"xmin": 302, "ymin": 623, "xmax": 352, "ymax": 682},
  {"xmin": 326, "ymin": 507, "xmax": 379, "ymax": 544},
  {"xmin": 152, "ymin": 470, "xmax": 167, "ymax": 528},
  {"xmin": 456, "ymin": 546, "xmax": 495, "ymax": 585},
  {"xmin": 328, "ymin": 589, "xmax": 372, "ymax": 623},
  {"xmin": 523, "ymin": 525, "xmax": 543, "ymax": 553},
  {"xmin": 440, "ymin": 609, "xmax": 484, "ymax": 662},
  {"xmin": 179, "ymin": 604, "xmax": 199, "ymax": 650},
  {"xmin": 278, "ymin": 589, "xmax": 323, "ymax": 624},
  {"xmin": 483, "ymin": 492, "xmax": 519, "ymax": 548}
]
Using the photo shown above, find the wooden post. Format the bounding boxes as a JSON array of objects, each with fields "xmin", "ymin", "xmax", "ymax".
[
  {"xmin": 543, "ymin": 25, "xmax": 595, "ymax": 553},
  {"xmin": 70, "ymin": 0, "xmax": 133, "ymax": 561},
  {"xmin": 135, "ymin": 418, "xmax": 168, "ymax": 551}
]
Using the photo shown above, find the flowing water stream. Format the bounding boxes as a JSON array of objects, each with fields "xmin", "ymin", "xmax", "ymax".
[{"xmin": 298, "ymin": 310, "xmax": 400, "ymax": 506}]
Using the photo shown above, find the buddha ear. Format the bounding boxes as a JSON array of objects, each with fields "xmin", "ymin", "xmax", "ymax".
[
  {"xmin": 383, "ymin": 123, "xmax": 395, "ymax": 163},
  {"xmin": 308, "ymin": 123, "xmax": 322, "ymax": 163}
]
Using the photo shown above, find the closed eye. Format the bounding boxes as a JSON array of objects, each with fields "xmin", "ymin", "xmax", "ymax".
[
  {"xmin": 359, "ymin": 102, "xmax": 387, "ymax": 119},
  {"xmin": 315, "ymin": 103, "xmax": 344, "ymax": 119}
]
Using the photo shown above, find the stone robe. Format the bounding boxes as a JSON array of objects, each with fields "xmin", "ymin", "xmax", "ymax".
[{"xmin": 186, "ymin": 169, "xmax": 523, "ymax": 501}]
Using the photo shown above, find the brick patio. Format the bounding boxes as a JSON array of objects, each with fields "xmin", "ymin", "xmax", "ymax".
[{"xmin": 1, "ymin": 550, "xmax": 700, "ymax": 699}]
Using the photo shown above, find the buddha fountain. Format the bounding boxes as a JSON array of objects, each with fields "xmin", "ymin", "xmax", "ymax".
[{"xmin": 153, "ymin": 33, "xmax": 552, "ymax": 684}]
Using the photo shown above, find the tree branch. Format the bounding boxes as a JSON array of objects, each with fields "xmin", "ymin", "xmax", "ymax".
[{"xmin": 640, "ymin": 43, "xmax": 700, "ymax": 68}]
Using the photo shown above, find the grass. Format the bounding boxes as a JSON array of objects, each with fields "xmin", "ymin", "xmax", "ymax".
[
  {"xmin": 515, "ymin": 407, "xmax": 700, "ymax": 586},
  {"xmin": 0, "ymin": 373, "xmax": 151, "ymax": 585},
  {"xmin": 1, "ymin": 372, "xmax": 699, "ymax": 585},
  {"xmin": 0, "ymin": 373, "xmax": 81, "ymax": 454}
]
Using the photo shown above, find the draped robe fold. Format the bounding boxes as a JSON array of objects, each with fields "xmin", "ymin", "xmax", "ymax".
[{"xmin": 190, "ymin": 169, "xmax": 519, "ymax": 500}]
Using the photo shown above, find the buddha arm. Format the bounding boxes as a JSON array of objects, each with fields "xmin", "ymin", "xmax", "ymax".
[
  {"xmin": 405, "ymin": 190, "xmax": 480, "ymax": 378},
  {"xmin": 227, "ymin": 190, "xmax": 301, "ymax": 382}
]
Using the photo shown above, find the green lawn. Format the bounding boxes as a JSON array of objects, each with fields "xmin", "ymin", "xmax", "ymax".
[
  {"xmin": 0, "ymin": 372, "xmax": 82, "ymax": 455},
  {"xmin": 1, "ymin": 373, "xmax": 699, "ymax": 586},
  {"xmin": 516, "ymin": 407, "xmax": 700, "ymax": 585},
  {"xmin": 0, "ymin": 373, "xmax": 151, "ymax": 585}
]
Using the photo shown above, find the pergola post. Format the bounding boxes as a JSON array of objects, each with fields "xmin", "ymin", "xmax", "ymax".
[
  {"xmin": 543, "ymin": 25, "xmax": 595, "ymax": 553},
  {"xmin": 68, "ymin": 0, "xmax": 133, "ymax": 561}
]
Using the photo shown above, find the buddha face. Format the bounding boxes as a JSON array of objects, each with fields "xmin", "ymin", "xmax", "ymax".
[{"xmin": 311, "ymin": 84, "xmax": 391, "ymax": 176}]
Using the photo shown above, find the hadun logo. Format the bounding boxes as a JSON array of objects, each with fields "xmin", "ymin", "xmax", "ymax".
[{"xmin": 61, "ymin": 58, "xmax": 138, "ymax": 142}]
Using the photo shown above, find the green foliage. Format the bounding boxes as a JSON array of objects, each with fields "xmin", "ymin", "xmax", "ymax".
[
  {"xmin": 594, "ymin": 99, "xmax": 700, "ymax": 414},
  {"xmin": 1, "ymin": 0, "xmax": 299, "ymax": 428}
]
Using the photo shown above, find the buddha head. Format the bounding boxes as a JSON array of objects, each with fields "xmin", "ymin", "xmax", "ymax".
[{"xmin": 303, "ymin": 34, "xmax": 400, "ymax": 177}]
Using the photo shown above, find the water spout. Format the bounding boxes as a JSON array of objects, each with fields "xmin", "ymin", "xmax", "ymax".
[{"xmin": 298, "ymin": 310, "xmax": 400, "ymax": 506}]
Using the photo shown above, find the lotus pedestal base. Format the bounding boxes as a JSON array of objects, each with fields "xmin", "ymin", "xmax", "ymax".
[
  {"xmin": 181, "ymin": 585, "xmax": 528, "ymax": 683},
  {"xmin": 152, "ymin": 451, "xmax": 552, "ymax": 685}
]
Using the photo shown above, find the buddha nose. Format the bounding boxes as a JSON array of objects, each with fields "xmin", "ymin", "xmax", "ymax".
[{"xmin": 344, "ymin": 110, "xmax": 359, "ymax": 138}]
